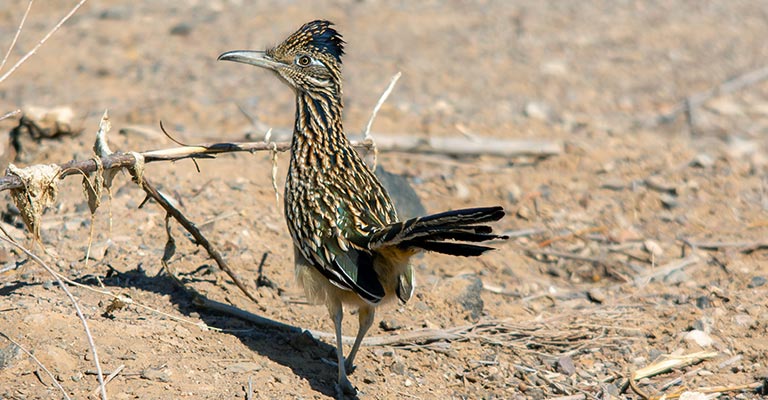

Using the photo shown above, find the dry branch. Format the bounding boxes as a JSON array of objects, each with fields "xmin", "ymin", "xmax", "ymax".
[
  {"xmin": 0, "ymin": 0, "xmax": 89, "ymax": 85},
  {"xmin": 138, "ymin": 175, "xmax": 263, "ymax": 306},
  {"xmin": 0, "ymin": 235, "xmax": 107, "ymax": 400},
  {"xmin": 0, "ymin": 331, "xmax": 72, "ymax": 400},
  {"xmin": 648, "ymin": 65, "xmax": 768, "ymax": 134}
]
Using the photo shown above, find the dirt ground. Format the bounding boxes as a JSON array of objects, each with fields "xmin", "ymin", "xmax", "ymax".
[{"xmin": 1, "ymin": 1, "xmax": 767, "ymax": 399}]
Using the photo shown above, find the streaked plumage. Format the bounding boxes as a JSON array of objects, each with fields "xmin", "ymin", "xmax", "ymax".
[{"xmin": 219, "ymin": 20, "xmax": 507, "ymax": 396}]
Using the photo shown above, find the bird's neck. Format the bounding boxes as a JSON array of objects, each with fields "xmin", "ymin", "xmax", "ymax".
[{"xmin": 290, "ymin": 90, "xmax": 354, "ymax": 173}]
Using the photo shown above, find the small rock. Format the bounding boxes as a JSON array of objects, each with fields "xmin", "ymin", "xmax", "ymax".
[
  {"xmin": 643, "ymin": 240, "xmax": 664, "ymax": 257},
  {"xmin": 391, "ymin": 361, "xmax": 407, "ymax": 375},
  {"xmin": 663, "ymin": 269, "xmax": 688, "ymax": 285},
  {"xmin": 734, "ymin": 314, "xmax": 754, "ymax": 327},
  {"xmin": 452, "ymin": 182, "xmax": 470, "ymax": 200},
  {"xmin": 507, "ymin": 184, "xmax": 522, "ymax": 204},
  {"xmin": 379, "ymin": 319, "xmax": 402, "ymax": 332},
  {"xmin": 587, "ymin": 288, "xmax": 606, "ymax": 304},
  {"xmin": 748, "ymin": 276, "xmax": 766, "ymax": 288},
  {"xmin": 646, "ymin": 176, "xmax": 678, "ymax": 194},
  {"xmin": 660, "ymin": 193, "xmax": 679, "ymax": 209},
  {"xmin": 690, "ymin": 154, "xmax": 714, "ymax": 168},
  {"xmin": 404, "ymin": 378, "xmax": 413, "ymax": 387},
  {"xmin": 516, "ymin": 206, "xmax": 532, "ymax": 220},
  {"xmin": 684, "ymin": 329, "xmax": 714, "ymax": 347},
  {"xmin": 140, "ymin": 366, "xmax": 172, "ymax": 382},
  {"xmin": 523, "ymin": 101, "xmax": 553, "ymax": 121},
  {"xmin": 600, "ymin": 178, "xmax": 626, "ymax": 191},
  {"xmin": 695, "ymin": 296, "xmax": 711, "ymax": 309},
  {"xmin": 169, "ymin": 22, "xmax": 192, "ymax": 36},
  {"xmin": 0, "ymin": 343, "xmax": 20, "ymax": 370},
  {"xmin": 556, "ymin": 356, "xmax": 576, "ymax": 375},
  {"xmin": 225, "ymin": 362, "xmax": 262, "ymax": 373},
  {"xmin": 540, "ymin": 60, "xmax": 568, "ymax": 76},
  {"xmin": 98, "ymin": 6, "xmax": 132, "ymax": 20}
]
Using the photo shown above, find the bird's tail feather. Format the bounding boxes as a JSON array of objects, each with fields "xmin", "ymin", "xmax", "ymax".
[{"xmin": 368, "ymin": 206, "xmax": 507, "ymax": 256}]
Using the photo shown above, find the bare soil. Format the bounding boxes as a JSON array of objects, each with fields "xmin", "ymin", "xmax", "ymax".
[{"xmin": 1, "ymin": 1, "xmax": 767, "ymax": 399}]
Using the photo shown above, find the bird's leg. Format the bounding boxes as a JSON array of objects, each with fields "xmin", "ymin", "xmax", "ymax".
[
  {"xmin": 329, "ymin": 299, "xmax": 356, "ymax": 396},
  {"xmin": 344, "ymin": 305, "xmax": 374, "ymax": 373}
]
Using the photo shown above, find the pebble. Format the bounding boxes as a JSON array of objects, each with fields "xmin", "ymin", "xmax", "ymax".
[
  {"xmin": 587, "ymin": 288, "xmax": 606, "ymax": 304},
  {"xmin": 140, "ymin": 366, "xmax": 171, "ymax": 382},
  {"xmin": 507, "ymin": 183, "xmax": 522, "ymax": 204},
  {"xmin": 695, "ymin": 296, "xmax": 711, "ymax": 309},
  {"xmin": 169, "ymin": 22, "xmax": 193, "ymax": 37},
  {"xmin": 225, "ymin": 362, "xmax": 262, "ymax": 373},
  {"xmin": 523, "ymin": 101, "xmax": 553, "ymax": 121},
  {"xmin": 600, "ymin": 178, "xmax": 626, "ymax": 191},
  {"xmin": 660, "ymin": 193, "xmax": 679, "ymax": 209},
  {"xmin": 643, "ymin": 240, "xmax": 664, "ymax": 257},
  {"xmin": 690, "ymin": 154, "xmax": 714, "ymax": 168},
  {"xmin": 734, "ymin": 314, "xmax": 755, "ymax": 327},
  {"xmin": 684, "ymin": 329, "xmax": 714, "ymax": 347},
  {"xmin": 391, "ymin": 361, "xmax": 407, "ymax": 375},
  {"xmin": 556, "ymin": 356, "xmax": 576, "ymax": 375},
  {"xmin": 748, "ymin": 276, "xmax": 766, "ymax": 288},
  {"xmin": 379, "ymin": 319, "xmax": 402, "ymax": 331}
]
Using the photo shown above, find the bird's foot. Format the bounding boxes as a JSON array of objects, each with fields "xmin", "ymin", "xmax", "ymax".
[{"xmin": 335, "ymin": 376, "xmax": 357, "ymax": 398}]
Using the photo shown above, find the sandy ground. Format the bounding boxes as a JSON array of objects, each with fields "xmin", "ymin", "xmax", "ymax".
[{"xmin": 0, "ymin": 1, "xmax": 767, "ymax": 399}]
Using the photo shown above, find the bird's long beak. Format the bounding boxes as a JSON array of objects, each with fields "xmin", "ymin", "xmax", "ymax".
[{"xmin": 217, "ymin": 50, "xmax": 280, "ymax": 70}]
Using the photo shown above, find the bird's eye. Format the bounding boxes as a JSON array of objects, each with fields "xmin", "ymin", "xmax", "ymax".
[{"xmin": 297, "ymin": 55, "xmax": 312, "ymax": 67}]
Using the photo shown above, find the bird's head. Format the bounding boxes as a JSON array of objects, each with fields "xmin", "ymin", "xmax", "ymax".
[{"xmin": 218, "ymin": 20, "xmax": 345, "ymax": 98}]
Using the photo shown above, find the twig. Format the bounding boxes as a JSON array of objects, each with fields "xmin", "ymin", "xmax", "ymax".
[
  {"xmin": 362, "ymin": 71, "xmax": 402, "ymax": 170},
  {"xmin": 0, "ymin": 331, "xmax": 72, "ymax": 400},
  {"xmin": 523, "ymin": 248, "xmax": 610, "ymax": 266},
  {"xmin": 633, "ymin": 351, "xmax": 719, "ymax": 381},
  {"xmin": 632, "ymin": 255, "xmax": 700, "ymax": 286},
  {"xmin": 0, "ymin": 235, "xmax": 107, "ymax": 400},
  {"xmin": 246, "ymin": 376, "xmax": 254, "ymax": 400},
  {"xmin": 651, "ymin": 65, "xmax": 768, "ymax": 131},
  {"xmin": 0, "ymin": 0, "xmax": 88, "ymax": 85},
  {"xmin": 136, "ymin": 175, "xmax": 263, "ymax": 307},
  {"xmin": 627, "ymin": 371, "xmax": 651, "ymax": 400},
  {"xmin": 682, "ymin": 238, "xmax": 768, "ymax": 254},
  {"xmin": 537, "ymin": 226, "xmax": 607, "ymax": 248},
  {"xmin": 0, "ymin": 0, "xmax": 33, "ymax": 72},
  {"xmin": 0, "ymin": 109, "xmax": 21, "ymax": 122},
  {"xmin": 372, "ymin": 134, "xmax": 562, "ymax": 157},
  {"xmin": 88, "ymin": 364, "xmax": 124, "ymax": 397}
]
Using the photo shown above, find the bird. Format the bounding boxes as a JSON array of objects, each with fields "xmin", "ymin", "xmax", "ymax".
[{"xmin": 219, "ymin": 20, "xmax": 507, "ymax": 396}]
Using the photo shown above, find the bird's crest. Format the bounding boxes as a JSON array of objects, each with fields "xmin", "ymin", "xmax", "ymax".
[{"xmin": 283, "ymin": 20, "xmax": 345, "ymax": 63}]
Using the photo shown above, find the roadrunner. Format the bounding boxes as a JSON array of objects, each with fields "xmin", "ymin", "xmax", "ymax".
[{"xmin": 219, "ymin": 20, "xmax": 506, "ymax": 396}]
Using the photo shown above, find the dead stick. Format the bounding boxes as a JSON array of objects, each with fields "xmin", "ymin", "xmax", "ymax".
[
  {"xmin": 653, "ymin": 65, "xmax": 768, "ymax": 126},
  {"xmin": 136, "ymin": 175, "xmax": 263, "ymax": 307},
  {"xmin": 88, "ymin": 364, "xmax": 124, "ymax": 397},
  {"xmin": 0, "ymin": 331, "xmax": 72, "ymax": 400}
]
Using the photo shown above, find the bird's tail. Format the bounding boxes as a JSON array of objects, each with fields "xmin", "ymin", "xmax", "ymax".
[{"xmin": 368, "ymin": 206, "xmax": 507, "ymax": 256}]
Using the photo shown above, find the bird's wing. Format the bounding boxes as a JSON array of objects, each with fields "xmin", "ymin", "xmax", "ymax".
[{"xmin": 297, "ymin": 200, "xmax": 387, "ymax": 305}]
